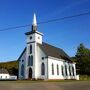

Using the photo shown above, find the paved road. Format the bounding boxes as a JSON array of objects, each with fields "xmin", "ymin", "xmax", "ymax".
[{"xmin": 0, "ymin": 81, "xmax": 90, "ymax": 90}]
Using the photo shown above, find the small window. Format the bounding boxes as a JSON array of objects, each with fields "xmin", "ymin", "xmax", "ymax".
[
  {"xmin": 30, "ymin": 36, "xmax": 32, "ymax": 40},
  {"xmin": 1, "ymin": 76, "xmax": 2, "ymax": 79},
  {"xmin": 57, "ymin": 64, "xmax": 59, "ymax": 75},
  {"xmin": 28, "ymin": 56, "xmax": 30, "ymax": 66},
  {"xmin": 30, "ymin": 45, "xmax": 32, "ymax": 54},
  {"xmin": 72, "ymin": 66, "xmax": 74, "ymax": 76},
  {"xmin": 38, "ymin": 37, "xmax": 40, "ymax": 39},
  {"xmin": 52, "ymin": 63, "xmax": 54, "ymax": 75},
  {"xmin": 22, "ymin": 60, "xmax": 24, "ymax": 62},
  {"xmin": 41, "ymin": 63, "xmax": 45, "ymax": 75},
  {"xmin": 31, "ymin": 55, "xmax": 33, "ymax": 66},
  {"xmin": 61, "ymin": 65, "xmax": 64, "ymax": 76},
  {"xmin": 21, "ymin": 64, "xmax": 24, "ymax": 77},
  {"xmin": 42, "ymin": 57, "xmax": 44, "ymax": 60},
  {"xmin": 6, "ymin": 76, "xmax": 7, "ymax": 79},
  {"xmin": 69, "ymin": 66, "xmax": 71, "ymax": 76},
  {"xmin": 65, "ymin": 65, "xmax": 68, "ymax": 76}
]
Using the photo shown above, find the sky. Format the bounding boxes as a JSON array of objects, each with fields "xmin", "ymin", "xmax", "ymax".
[{"xmin": 0, "ymin": 0, "xmax": 90, "ymax": 62}]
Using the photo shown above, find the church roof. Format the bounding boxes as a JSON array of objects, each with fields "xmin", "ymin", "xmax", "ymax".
[
  {"xmin": 39, "ymin": 42, "xmax": 72, "ymax": 62},
  {"xmin": 0, "ymin": 68, "xmax": 9, "ymax": 74},
  {"xmin": 18, "ymin": 42, "xmax": 72, "ymax": 62}
]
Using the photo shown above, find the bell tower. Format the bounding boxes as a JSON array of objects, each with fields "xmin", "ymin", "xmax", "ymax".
[{"xmin": 25, "ymin": 13, "xmax": 43, "ymax": 79}]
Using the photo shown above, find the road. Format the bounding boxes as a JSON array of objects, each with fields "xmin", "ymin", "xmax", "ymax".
[{"xmin": 0, "ymin": 81, "xmax": 90, "ymax": 90}]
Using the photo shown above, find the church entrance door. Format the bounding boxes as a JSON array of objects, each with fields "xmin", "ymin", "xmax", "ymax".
[{"xmin": 29, "ymin": 67, "xmax": 32, "ymax": 79}]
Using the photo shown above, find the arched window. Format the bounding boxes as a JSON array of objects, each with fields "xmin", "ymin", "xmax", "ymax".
[
  {"xmin": 72, "ymin": 66, "xmax": 74, "ymax": 76},
  {"xmin": 21, "ymin": 64, "xmax": 24, "ymax": 77},
  {"xmin": 52, "ymin": 63, "xmax": 54, "ymax": 75},
  {"xmin": 61, "ymin": 65, "xmax": 64, "ymax": 76},
  {"xmin": 65, "ymin": 65, "xmax": 68, "ymax": 76},
  {"xmin": 69, "ymin": 66, "xmax": 71, "ymax": 76},
  {"xmin": 30, "ymin": 45, "xmax": 32, "ymax": 54},
  {"xmin": 41, "ymin": 63, "xmax": 45, "ymax": 75},
  {"xmin": 57, "ymin": 64, "xmax": 59, "ymax": 75},
  {"xmin": 28, "ymin": 56, "xmax": 30, "ymax": 66},
  {"xmin": 31, "ymin": 55, "xmax": 33, "ymax": 66}
]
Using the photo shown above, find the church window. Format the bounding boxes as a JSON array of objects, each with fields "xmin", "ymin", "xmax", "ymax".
[
  {"xmin": 42, "ymin": 57, "xmax": 44, "ymax": 60},
  {"xmin": 28, "ymin": 56, "xmax": 30, "ymax": 66},
  {"xmin": 30, "ymin": 45, "xmax": 32, "ymax": 54},
  {"xmin": 22, "ymin": 60, "xmax": 24, "ymax": 62},
  {"xmin": 21, "ymin": 64, "xmax": 24, "ymax": 77},
  {"xmin": 57, "ymin": 64, "xmax": 59, "ymax": 75},
  {"xmin": 65, "ymin": 65, "xmax": 68, "ymax": 76},
  {"xmin": 72, "ymin": 66, "xmax": 74, "ymax": 76},
  {"xmin": 28, "ymin": 56, "xmax": 33, "ymax": 66},
  {"xmin": 41, "ymin": 63, "xmax": 45, "ymax": 75},
  {"xmin": 31, "ymin": 55, "xmax": 33, "ymax": 66},
  {"xmin": 69, "ymin": 65, "xmax": 71, "ymax": 76},
  {"xmin": 1, "ymin": 76, "xmax": 2, "ymax": 79},
  {"xmin": 61, "ymin": 65, "xmax": 64, "ymax": 76},
  {"xmin": 52, "ymin": 63, "xmax": 54, "ymax": 75},
  {"xmin": 30, "ymin": 36, "xmax": 32, "ymax": 40},
  {"xmin": 6, "ymin": 76, "xmax": 7, "ymax": 79},
  {"xmin": 38, "ymin": 37, "xmax": 40, "ymax": 39}
]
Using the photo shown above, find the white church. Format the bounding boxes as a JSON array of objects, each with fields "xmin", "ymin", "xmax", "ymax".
[{"xmin": 18, "ymin": 13, "xmax": 77, "ymax": 80}]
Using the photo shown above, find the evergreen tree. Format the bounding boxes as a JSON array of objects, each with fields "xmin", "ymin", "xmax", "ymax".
[{"xmin": 75, "ymin": 43, "xmax": 90, "ymax": 75}]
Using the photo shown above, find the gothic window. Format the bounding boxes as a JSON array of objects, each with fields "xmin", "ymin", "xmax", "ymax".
[
  {"xmin": 28, "ymin": 56, "xmax": 33, "ymax": 66},
  {"xmin": 52, "ymin": 63, "xmax": 54, "ymax": 75},
  {"xmin": 41, "ymin": 63, "xmax": 45, "ymax": 75},
  {"xmin": 72, "ymin": 66, "xmax": 74, "ymax": 76},
  {"xmin": 57, "ymin": 64, "xmax": 59, "ymax": 75},
  {"xmin": 69, "ymin": 65, "xmax": 71, "ymax": 76},
  {"xmin": 65, "ymin": 65, "xmax": 68, "ymax": 76},
  {"xmin": 21, "ymin": 64, "xmax": 24, "ymax": 77},
  {"xmin": 31, "ymin": 55, "xmax": 33, "ymax": 66},
  {"xmin": 61, "ymin": 65, "xmax": 64, "ymax": 76},
  {"xmin": 28, "ymin": 56, "xmax": 30, "ymax": 66},
  {"xmin": 30, "ymin": 45, "xmax": 32, "ymax": 54}
]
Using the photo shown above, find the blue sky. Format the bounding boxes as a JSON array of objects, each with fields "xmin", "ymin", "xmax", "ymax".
[{"xmin": 0, "ymin": 0, "xmax": 90, "ymax": 62}]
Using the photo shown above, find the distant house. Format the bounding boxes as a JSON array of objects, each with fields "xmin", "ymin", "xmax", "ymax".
[
  {"xmin": 0, "ymin": 68, "xmax": 9, "ymax": 79},
  {"xmin": 0, "ymin": 68, "xmax": 17, "ymax": 80},
  {"xmin": 18, "ymin": 13, "xmax": 77, "ymax": 80}
]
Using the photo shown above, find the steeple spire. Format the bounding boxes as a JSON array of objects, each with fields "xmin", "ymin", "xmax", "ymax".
[
  {"xmin": 32, "ymin": 13, "xmax": 37, "ymax": 26},
  {"xmin": 32, "ymin": 13, "xmax": 37, "ymax": 31}
]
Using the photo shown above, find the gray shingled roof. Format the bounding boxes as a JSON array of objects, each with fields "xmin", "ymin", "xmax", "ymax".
[
  {"xmin": 39, "ymin": 42, "xmax": 72, "ymax": 62},
  {"xmin": 0, "ymin": 68, "xmax": 9, "ymax": 74},
  {"xmin": 18, "ymin": 42, "xmax": 72, "ymax": 62}
]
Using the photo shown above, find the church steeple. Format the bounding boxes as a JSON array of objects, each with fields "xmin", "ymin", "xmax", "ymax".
[{"xmin": 32, "ymin": 13, "xmax": 37, "ymax": 31}]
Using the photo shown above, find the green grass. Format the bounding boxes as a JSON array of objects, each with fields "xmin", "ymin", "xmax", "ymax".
[{"xmin": 79, "ymin": 75, "xmax": 90, "ymax": 80}]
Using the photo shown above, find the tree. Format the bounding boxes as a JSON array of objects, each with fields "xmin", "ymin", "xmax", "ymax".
[{"xmin": 75, "ymin": 43, "xmax": 90, "ymax": 75}]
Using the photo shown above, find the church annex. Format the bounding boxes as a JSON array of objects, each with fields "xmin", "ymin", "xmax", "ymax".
[{"xmin": 18, "ymin": 13, "xmax": 77, "ymax": 80}]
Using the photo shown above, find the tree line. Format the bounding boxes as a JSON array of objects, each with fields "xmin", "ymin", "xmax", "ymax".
[{"xmin": 71, "ymin": 43, "xmax": 90, "ymax": 76}]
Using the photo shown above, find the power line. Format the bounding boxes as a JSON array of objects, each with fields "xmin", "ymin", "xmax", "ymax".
[{"xmin": 0, "ymin": 11, "xmax": 90, "ymax": 32}]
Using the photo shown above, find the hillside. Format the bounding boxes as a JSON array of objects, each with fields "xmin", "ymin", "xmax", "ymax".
[{"xmin": 0, "ymin": 60, "xmax": 18, "ymax": 76}]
